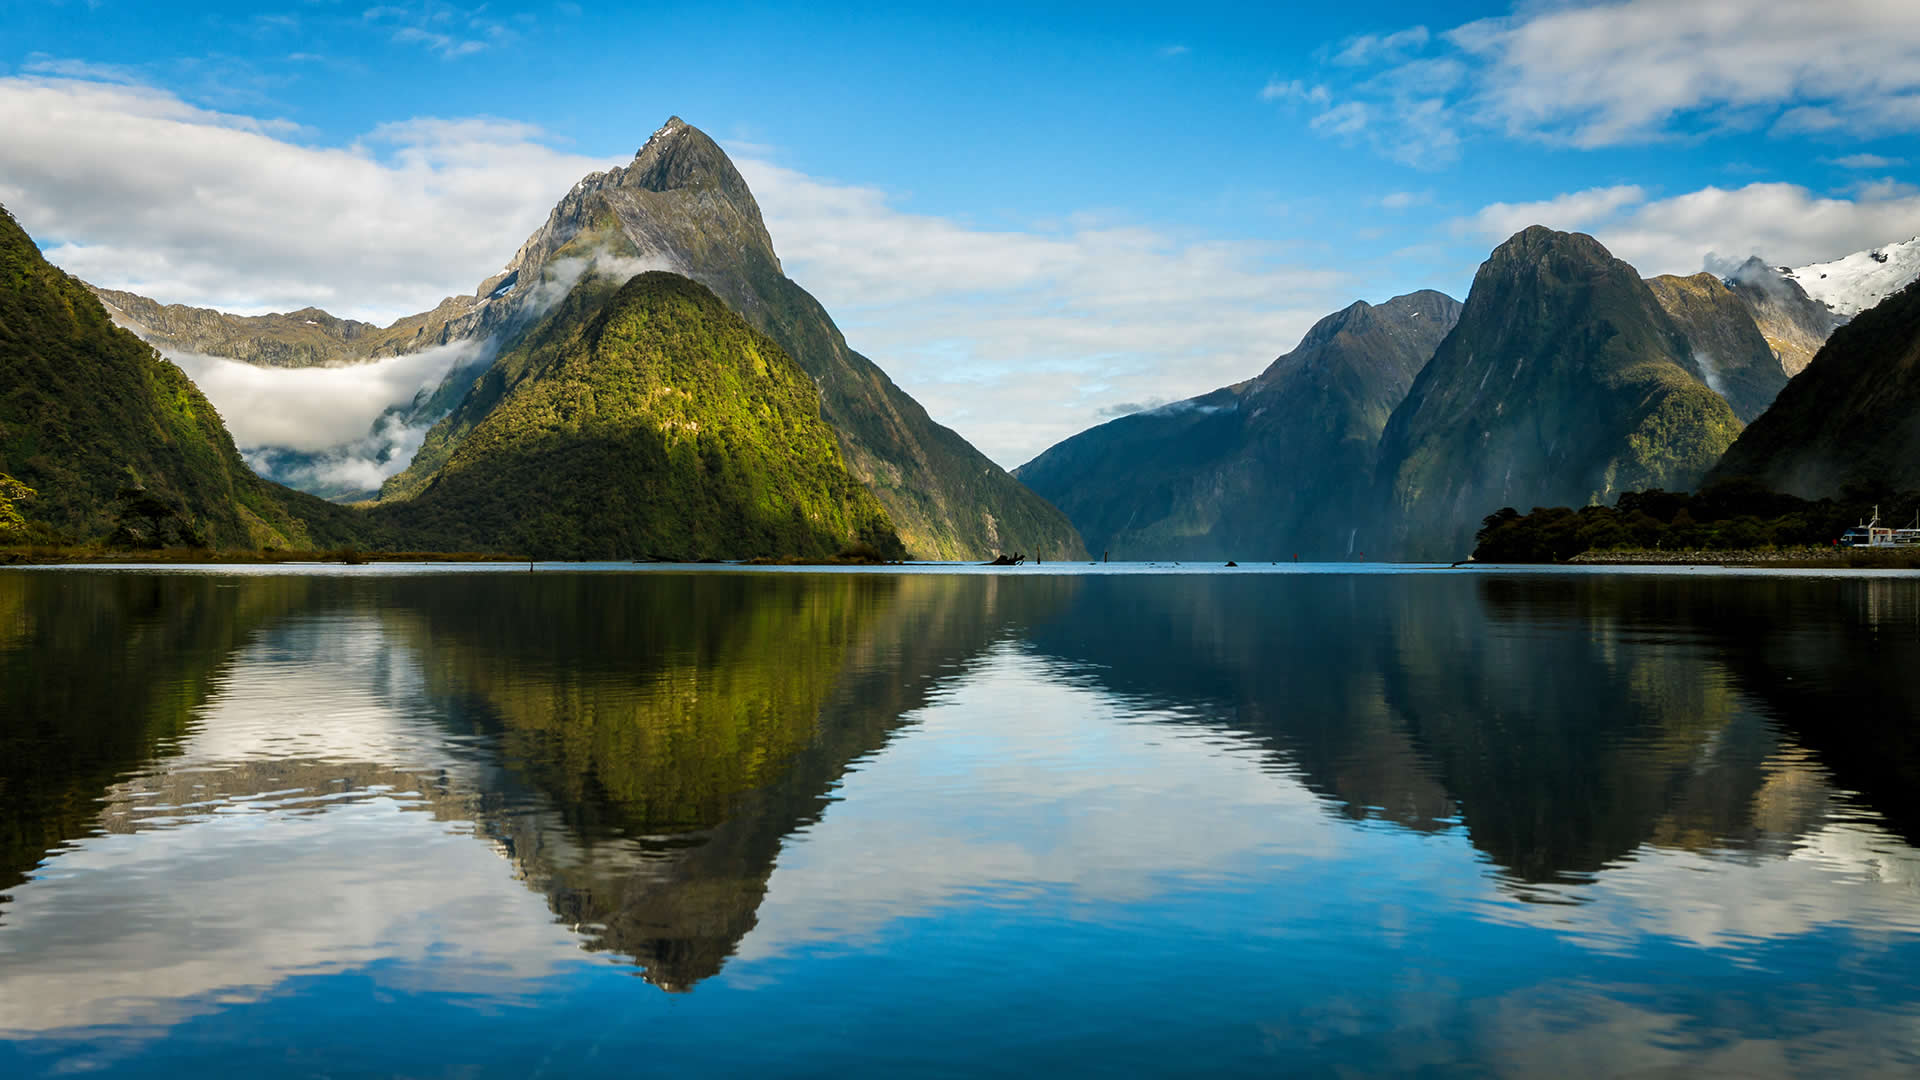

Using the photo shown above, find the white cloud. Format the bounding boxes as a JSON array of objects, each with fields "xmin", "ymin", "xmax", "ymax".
[
  {"xmin": 1453, "ymin": 180, "xmax": 1920, "ymax": 277},
  {"xmin": 161, "ymin": 337, "xmax": 491, "ymax": 493},
  {"xmin": 0, "ymin": 76, "xmax": 623, "ymax": 323},
  {"xmin": 1259, "ymin": 78, "xmax": 1330, "ymax": 106},
  {"xmin": 364, "ymin": 1, "xmax": 509, "ymax": 59},
  {"xmin": 1827, "ymin": 153, "xmax": 1908, "ymax": 169},
  {"xmin": 1455, "ymin": 185, "xmax": 1649, "ymax": 243},
  {"xmin": 1380, "ymin": 190, "xmax": 1433, "ymax": 210},
  {"xmin": 1454, "ymin": 0, "xmax": 1920, "ymax": 146},
  {"xmin": 1330, "ymin": 26, "xmax": 1430, "ymax": 67}
]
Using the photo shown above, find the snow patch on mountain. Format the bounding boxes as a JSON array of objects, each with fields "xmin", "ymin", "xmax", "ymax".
[{"xmin": 1785, "ymin": 237, "xmax": 1920, "ymax": 318}]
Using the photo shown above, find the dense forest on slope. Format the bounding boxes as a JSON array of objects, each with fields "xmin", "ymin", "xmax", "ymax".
[
  {"xmin": 1016, "ymin": 291, "xmax": 1460, "ymax": 560},
  {"xmin": 1470, "ymin": 486, "xmax": 1899, "ymax": 562},
  {"xmin": 374, "ymin": 271, "xmax": 902, "ymax": 561},
  {"xmin": 0, "ymin": 206, "xmax": 363, "ymax": 549}
]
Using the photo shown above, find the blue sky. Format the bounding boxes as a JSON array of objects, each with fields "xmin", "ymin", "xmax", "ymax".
[{"xmin": 4, "ymin": 0, "xmax": 1919, "ymax": 466}]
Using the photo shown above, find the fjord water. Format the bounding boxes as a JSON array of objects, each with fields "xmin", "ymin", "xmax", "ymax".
[{"xmin": 3, "ymin": 567, "xmax": 1919, "ymax": 1076}]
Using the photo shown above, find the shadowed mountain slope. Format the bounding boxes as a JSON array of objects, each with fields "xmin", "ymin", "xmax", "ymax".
[
  {"xmin": 1375, "ymin": 227, "xmax": 1742, "ymax": 560},
  {"xmin": 1722, "ymin": 257, "xmax": 1842, "ymax": 378},
  {"xmin": 1015, "ymin": 290, "xmax": 1460, "ymax": 560},
  {"xmin": 1706, "ymin": 279, "xmax": 1920, "ymax": 498}
]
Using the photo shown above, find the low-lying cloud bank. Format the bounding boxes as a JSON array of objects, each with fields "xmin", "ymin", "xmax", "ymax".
[{"xmin": 164, "ymin": 339, "xmax": 490, "ymax": 495}]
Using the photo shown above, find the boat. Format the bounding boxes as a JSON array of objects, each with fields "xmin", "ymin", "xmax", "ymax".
[{"xmin": 1838, "ymin": 506, "xmax": 1920, "ymax": 547}]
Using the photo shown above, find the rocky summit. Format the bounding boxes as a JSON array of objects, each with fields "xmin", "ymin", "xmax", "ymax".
[
  {"xmin": 1375, "ymin": 227, "xmax": 1742, "ymax": 560},
  {"xmin": 383, "ymin": 117, "xmax": 1083, "ymax": 561}
]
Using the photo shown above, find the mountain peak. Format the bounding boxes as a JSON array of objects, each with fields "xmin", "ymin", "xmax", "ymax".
[
  {"xmin": 622, "ymin": 115, "xmax": 753, "ymax": 201},
  {"xmin": 635, "ymin": 115, "xmax": 690, "ymax": 156},
  {"xmin": 1485, "ymin": 225, "xmax": 1612, "ymax": 267}
]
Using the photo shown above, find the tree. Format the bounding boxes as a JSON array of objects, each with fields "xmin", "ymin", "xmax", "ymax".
[{"xmin": 0, "ymin": 473, "xmax": 35, "ymax": 543}]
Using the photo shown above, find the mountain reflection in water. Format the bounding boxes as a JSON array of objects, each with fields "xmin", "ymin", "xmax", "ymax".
[{"xmin": 2, "ymin": 567, "xmax": 1918, "ymax": 1076}]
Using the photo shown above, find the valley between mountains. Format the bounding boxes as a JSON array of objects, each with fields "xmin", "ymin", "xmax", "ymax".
[{"xmin": 5, "ymin": 117, "xmax": 1919, "ymax": 564}]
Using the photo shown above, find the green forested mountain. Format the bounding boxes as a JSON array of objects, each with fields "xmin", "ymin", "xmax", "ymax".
[
  {"xmin": 1706, "ymin": 279, "xmax": 1920, "ymax": 497},
  {"xmin": 374, "ymin": 271, "xmax": 902, "ymax": 560},
  {"xmin": 0, "ymin": 205, "xmax": 360, "ymax": 549},
  {"xmin": 1376, "ymin": 227, "xmax": 1742, "ymax": 560},
  {"xmin": 1015, "ymin": 290, "xmax": 1460, "ymax": 560}
]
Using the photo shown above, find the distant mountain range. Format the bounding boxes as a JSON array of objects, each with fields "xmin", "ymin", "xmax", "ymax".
[{"xmin": 1019, "ymin": 227, "xmax": 1914, "ymax": 562}]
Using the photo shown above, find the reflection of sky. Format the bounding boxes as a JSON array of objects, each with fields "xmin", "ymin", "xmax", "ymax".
[
  {"xmin": 0, "ymin": 798, "xmax": 583, "ymax": 1041},
  {"xmin": 6, "ymin": 592, "xmax": 1920, "ymax": 1075},
  {"xmin": 153, "ymin": 614, "xmax": 487, "ymax": 776}
]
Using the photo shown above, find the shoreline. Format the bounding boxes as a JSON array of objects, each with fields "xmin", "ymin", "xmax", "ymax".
[
  {"xmin": 0, "ymin": 547, "xmax": 522, "ymax": 566},
  {"xmin": 1567, "ymin": 546, "xmax": 1920, "ymax": 569}
]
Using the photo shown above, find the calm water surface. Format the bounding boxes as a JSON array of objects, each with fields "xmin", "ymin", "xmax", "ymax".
[{"xmin": 2, "ymin": 564, "xmax": 1919, "ymax": 1076}]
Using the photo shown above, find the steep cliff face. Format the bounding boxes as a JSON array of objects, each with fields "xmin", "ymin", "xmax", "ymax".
[
  {"xmin": 1375, "ymin": 227, "xmax": 1742, "ymax": 560},
  {"xmin": 374, "ymin": 271, "xmax": 902, "ymax": 561},
  {"xmin": 1644, "ymin": 271, "xmax": 1790, "ymax": 422},
  {"xmin": 1707, "ymin": 280, "xmax": 1920, "ymax": 498},
  {"xmin": 1015, "ymin": 290, "xmax": 1460, "ymax": 560}
]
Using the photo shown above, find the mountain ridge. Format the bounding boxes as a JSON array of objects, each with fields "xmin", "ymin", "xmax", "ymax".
[{"xmin": 1015, "ymin": 289, "xmax": 1461, "ymax": 560}]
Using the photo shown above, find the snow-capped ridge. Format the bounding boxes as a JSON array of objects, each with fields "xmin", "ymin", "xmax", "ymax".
[{"xmin": 1784, "ymin": 236, "xmax": 1920, "ymax": 318}]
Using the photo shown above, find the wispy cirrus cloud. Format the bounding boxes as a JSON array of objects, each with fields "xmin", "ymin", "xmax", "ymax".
[
  {"xmin": 1268, "ymin": 1, "xmax": 1920, "ymax": 166},
  {"xmin": 363, "ymin": 2, "xmax": 512, "ymax": 59}
]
